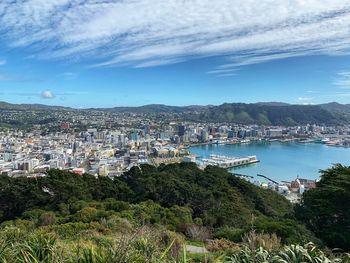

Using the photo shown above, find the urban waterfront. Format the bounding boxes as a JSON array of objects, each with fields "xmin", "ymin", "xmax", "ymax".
[{"xmin": 190, "ymin": 141, "xmax": 350, "ymax": 182}]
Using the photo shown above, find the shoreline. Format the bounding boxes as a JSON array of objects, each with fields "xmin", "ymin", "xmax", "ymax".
[{"xmin": 184, "ymin": 138, "xmax": 350, "ymax": 149}]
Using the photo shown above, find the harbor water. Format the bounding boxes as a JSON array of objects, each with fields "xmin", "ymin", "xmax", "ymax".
[{"xmin": 189, "ymin": 141, "xmax": 350, "ymax": 182}]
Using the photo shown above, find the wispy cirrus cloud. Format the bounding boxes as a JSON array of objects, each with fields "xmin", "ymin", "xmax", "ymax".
[
  {"xmin": 333, "ymin": 71, "xmax": 350, "ymax": 88},
  {"xmin": 1, "ymin": 0, "xmax": 350, "ymax": 73},
  {"xmin": 0, "ymin": 73, "xmax": 28, "ymax": 82}
]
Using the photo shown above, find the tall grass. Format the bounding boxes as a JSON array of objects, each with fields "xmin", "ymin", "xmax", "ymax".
[
  {"xmin": 0, "ymin": 226, "xmax": 349, "ymax": 263},
  {"xmin": 225, "ymin": 240, "xmax": 350, "ymax": 263}
]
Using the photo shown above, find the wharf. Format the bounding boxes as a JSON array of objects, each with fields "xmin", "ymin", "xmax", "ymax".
[{"xmin": 200, "ymin": 154, "xmax": 259, "ymax": 169}]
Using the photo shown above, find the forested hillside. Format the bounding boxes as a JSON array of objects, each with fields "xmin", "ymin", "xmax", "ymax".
[
  {"xmin": 1, "ymin": 101, "xmax": 350, "ymax": 126},
  {"xmin": 0, "ymin": 163, "xmax": 297, "ymax": 238},
  {"xmin": 0, "ymin": 163, "xmax": 349, "ymax": 262},
  {"xmin": 183, "ymin": 103, "xmax": 348, "ymax": 125}
]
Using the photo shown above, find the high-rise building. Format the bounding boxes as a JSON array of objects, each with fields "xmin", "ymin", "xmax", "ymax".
[
  {"xmin": 227, "ymin": 130, "xmax": 235, "ymax": 138},
  {"xmin": 178, "ymin": 125, "xmax": 185, "ymax": 136},
  {"xmin": 200, "ymin": 129, "xmax": 209, "ymax": 142}
]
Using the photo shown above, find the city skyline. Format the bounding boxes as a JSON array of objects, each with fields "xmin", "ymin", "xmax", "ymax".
[{"xmin": 1, "ymin": 1, "xmax": 350, "ymax": 107}]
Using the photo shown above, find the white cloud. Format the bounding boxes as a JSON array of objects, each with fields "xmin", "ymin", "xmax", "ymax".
[
  {"xmin": 0, "ymin": 59, "xmax": 6, "ymax": 66},
  {"xmin": 1, "ymin": 0, "xmax": 350, "ymax": 72},
  {"xmin": 41, "ymin": 89, "xmax": 56, "ymax": 99},
  {"xmin": 297, "ymin": 97, "xmax": 314, "ymax": 104},
  {"xmin": 331, "ymin": 91, "xmax": 350, "ymax": 98},
  {"xmin": 60, "ymin": 72, "xmax": 77, "ymax": 80},
  {"xmin": 207, "ymin": 68, "xmax": 240, "ymax": 75},
  {"xmin": 298, "ymin": 97, "xmax": 313, "ymax": 101},
  {"xmin": 334, "ymin": 71, "xmax": 350, "ymax": 88}
]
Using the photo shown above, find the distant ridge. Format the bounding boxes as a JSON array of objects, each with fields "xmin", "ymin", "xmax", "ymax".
[
  {"xmin": 319, "ymin": 102, "xmax": 350, "ymax": 114},
  {"xmin": 183, "ymin": 103, "xmax": 348, "ymax": 125},
  {"xmin": 100, "ymin": 104, "xmax": 208, "ymax": 114},
  {"xmin": 0, "ymin": 101, "xmax": 73, "ymax": 111},
  {"xmin": 255, "ymin": 102, "xmax": 291, "ymax": 106},
  {"xmin": 0, "ymin": 101, "xmax": 349, "ymax": 125}
]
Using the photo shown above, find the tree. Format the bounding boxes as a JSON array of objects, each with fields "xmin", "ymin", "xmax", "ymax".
[{"xmin": 296, "ymin": 164, "xmax": 350, "ymax": 250}]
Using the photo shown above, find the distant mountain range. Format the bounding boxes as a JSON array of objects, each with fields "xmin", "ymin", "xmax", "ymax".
[
  {"xmin": 183, "ymin": 103, "xmax": 349, "ymax": 125},
  {"xmin": 319, "ymin": 102, "xmax": 350, "ymax": 114},
  {"xmin": 101, "ymin": 104, "xmax": 208, "ymax": 114},
  {"xmin": 96, "ymin": 102, "xmax": 350, "ymax": 125},
  {"xmin": 0, "ymin": 101, "xmax": 73, "ymax": 111},
  {"xmin": 0, "ymin": 101, "xmax": 349, "ymax": 125}
]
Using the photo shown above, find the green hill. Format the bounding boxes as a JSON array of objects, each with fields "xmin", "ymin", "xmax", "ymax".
[
  {"xmin": 0, "ymin": 101, "xmax": 349, "ymax": 125},
  {"xmin": 0, "ymin": 163, "xmax": 349, "ymax": 261},
  {"xmin": 0, "ymin": 101, "xmax": 72, "ymax": 111},
  {"xmin": 0, "ymin": 163, "xmax": 313, "ymax": 245},
  {"xmin": 184, "ymin": 103, "xmax": 348, "ymax": 125},
  {"xmin": 0, "ymin": 163, "xmax": 292, "ymax": 229}
]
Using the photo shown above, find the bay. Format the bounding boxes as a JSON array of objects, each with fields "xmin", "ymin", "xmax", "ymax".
[{"xmin": 189, "ymin": 142, "xmax": 350, "ymax": 182}]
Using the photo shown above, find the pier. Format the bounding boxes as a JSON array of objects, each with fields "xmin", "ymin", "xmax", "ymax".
[
  {"xmin": 257, "ymin": 174, "xmax": 279, "ymax": 185},
  {"xmin": 200, "ymin": 154, "xmax": 259, "ymax": 169},
  {"xmin": 232, "ymin": 172, "xmax": 254, "ymax": 179}
]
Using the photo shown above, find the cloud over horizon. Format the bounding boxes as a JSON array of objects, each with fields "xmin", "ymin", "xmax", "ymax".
[
  {"xmin": 41, "ymin": 89, "xmax": 55, "ymax": 99},
  {"xmin": 1, "ymin": 0, "xmax": 350, "ymax": 72},
  {"xmin": 334, "ymin": 71, "xmax": 350, "ymax": 88}
]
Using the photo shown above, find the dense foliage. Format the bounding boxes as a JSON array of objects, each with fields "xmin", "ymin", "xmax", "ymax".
[
  {"xmin": 0, "ymin": 226, "xmax": 348, "ymax": 263},
  {"xmin": 1, "ymin": 162, "xmax": 350, "ymax": 262},
  {"xmin": 296, "ymin": 164, "xmax": 350, "ymax": 250},
  {"xmin": 0, "ymin": 163, "xmax": 312, "ymax": 244}
]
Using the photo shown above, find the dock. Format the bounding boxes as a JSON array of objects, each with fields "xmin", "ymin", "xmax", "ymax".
[
  {"xmin": 232, "ymin": 172, "xmax": 254, "ymax": 179},
  {"xmin": 200, "ymin": 154, "xmax": 259, "ymax": 169}
]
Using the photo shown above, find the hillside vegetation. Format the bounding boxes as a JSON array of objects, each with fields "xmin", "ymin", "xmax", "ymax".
[
  {"xmin": 183, "ymin": 103, "xmax": 348, "ymax": 125},
  {"xmin": 0, "ymin": 163, "xmax": 349, "ymax": 262},
  {"xmin": 1, "ymin": 101, "xmax": 350, "ymax": 126},
  {"xmin": 96, "ymin": 102, "xmax": 350, "ymax": 125},
  {"xmin": 296, "ymin": 164, "xmax": 350, "ymax": 250}
]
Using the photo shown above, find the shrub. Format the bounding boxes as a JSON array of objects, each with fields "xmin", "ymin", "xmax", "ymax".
[
  {"xmin": 75, "ymin": 207, "xmax": 98, "ymax": 223},
  {"xmin": 39, "ymin": 212, "xmax": 57, "ymax": 226},
  {"xmin": 22, "ymin": 209, "xmax": 46, "ymax": 222},
  {"xmin": 242, "ymin": 230, "xmax": 281, "ymax": 251},
  {"xmin": 186, "ymin": 224, "xmax": 211, "ymax": 242},
  {"xmin": 214, "ymin": 227, "xmax": 245, "ymax": 243},
  {"xmin": 47, "ymin": 222, "xmax": 108, "ymax": 238},
  {"xmin": 253, "ymin": 218, "xmax": 300, "ymax": 243},
  {"xmin": 206, "ymin": 239, "xmax": 240, "ymax": 253},
  {"xmin": 103, "ymin": 199, "xmax": 130, "ymax": 212},
  {"xmin": 102, "ymin": 215, "xmax": 133, "ymax": 234}
]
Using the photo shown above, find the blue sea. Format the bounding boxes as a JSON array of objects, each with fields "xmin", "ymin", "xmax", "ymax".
[{"xmin": 189, "ymin": 142, "xmax": 350, "ymax": 182}]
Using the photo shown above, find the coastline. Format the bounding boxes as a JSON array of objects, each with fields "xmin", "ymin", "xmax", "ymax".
[{"xmin": 183, "ymin": 137, "xmax": 350, "ymax": 149}]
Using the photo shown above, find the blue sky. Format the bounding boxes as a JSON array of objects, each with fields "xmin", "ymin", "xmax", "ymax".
[{"xmin": 1, "ymin": 1, "xmax": 350, "ymax": 108}]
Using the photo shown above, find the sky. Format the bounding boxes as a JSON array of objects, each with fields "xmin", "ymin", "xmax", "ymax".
[{"xmin": 1, "ymin": 1, "xmax": 350, "ymax": 108}]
